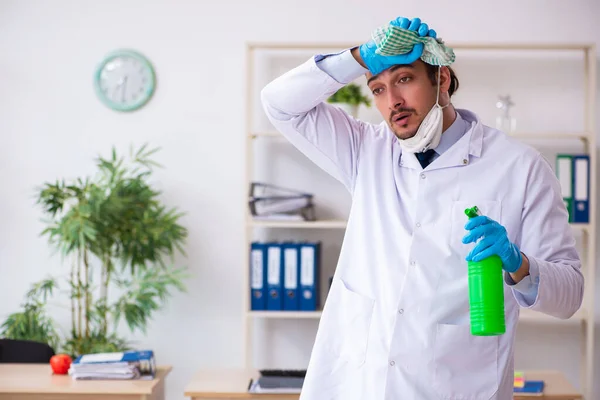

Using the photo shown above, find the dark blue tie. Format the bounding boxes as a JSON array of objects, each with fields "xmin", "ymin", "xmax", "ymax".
[{"xmin": 415, "ymin": 149, "xmax": 436, "ymax": 168}]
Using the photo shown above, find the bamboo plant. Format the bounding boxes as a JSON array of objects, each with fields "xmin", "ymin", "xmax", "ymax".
[{"xmin": 0, "ymin": 144, "xmax": 188, "ymax": 356}]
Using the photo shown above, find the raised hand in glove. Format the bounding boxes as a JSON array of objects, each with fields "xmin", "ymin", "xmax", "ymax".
[
  {"xmin": 462, "ymin": 215, "xmax": 523, "ymax": 273},
  {"xmin": 358, "ymin": 17, "xmax": 437, "ymax": 76}
]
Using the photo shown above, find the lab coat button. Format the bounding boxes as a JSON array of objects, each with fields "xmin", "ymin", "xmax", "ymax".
[
  {"xmin": 420, "ymin": 173, "xmax": 426, "ymax": 179},
  {"xmin": 398, "ymin": 309, "xmax": 404, "ymax": 314},
  {"xmin": 389, "ymin": 361, "xmax": 395, "ymax": 366},
  {"xmin": 410, "ymin": 260, "xmax": 416, "ymax": 266},
  {"xmin": 463, "ymin": 159, "xmax": 468, "ymax": 165},
  {"xmin": 415, "ymin": 222, "xmax": 421, "ymax": 228}
]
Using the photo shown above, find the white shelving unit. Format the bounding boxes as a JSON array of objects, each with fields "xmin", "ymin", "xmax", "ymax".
[{"xmin": 244, "ymin": 42, "xmax": 596, "ymax": 399}]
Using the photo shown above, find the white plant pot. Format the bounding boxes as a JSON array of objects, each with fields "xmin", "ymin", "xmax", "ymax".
[{"xmin": 333, "ymin": 103, "xmax": 359, "ymax": 118}]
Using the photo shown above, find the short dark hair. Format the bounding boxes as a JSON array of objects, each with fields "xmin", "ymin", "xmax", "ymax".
[{"xmin": 424, "ymin": 63, "xmax": 459, "ymax": 97}]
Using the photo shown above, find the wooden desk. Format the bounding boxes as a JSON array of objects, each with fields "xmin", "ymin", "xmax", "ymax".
[
  {"xmin": 0, "ymin": 364, "xmax": 171, "ymax": 400},
  {"xmin": 514, "ymin": 371, "xmax": 582, "ymax": 400},
  {"xmin": 184, "ymin": 369, "xmax": 298, "ymax": 399},
  {"xmin": 185, "ymin": 369, "xmax": 581, "ymax": 400}
]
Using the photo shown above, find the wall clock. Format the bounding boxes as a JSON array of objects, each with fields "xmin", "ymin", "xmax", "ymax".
[{"xmin": 94, "ymin": 49, "xmax": 156, "ymax": 112}]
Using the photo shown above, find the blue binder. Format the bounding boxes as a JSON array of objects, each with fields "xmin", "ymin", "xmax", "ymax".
[
  {"xmin": 299, "ymin": 241, "xmax": 320, "ymax": 311},
  {"xmin": 513, "ymin": 380, "xmax": 544, "ymax": 394},
  {"xmin": 573, "ymin": 154, "xmax": 590, "ymax": 223},
  {"xmin": 282, "ymin": 242, "xmax": 300, "ymax": 311},
  {"xmin": 266, "ymin": 242, "xmax": 283, "ymax": 310},
  {"xmin": 250, "ymin": 242, "xmax": 267, "ymax": 310}
]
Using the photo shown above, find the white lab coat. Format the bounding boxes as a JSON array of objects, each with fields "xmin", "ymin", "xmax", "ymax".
[{"xmin": 260, "ymin": 57, "xmax": 584, "ymax": 400}]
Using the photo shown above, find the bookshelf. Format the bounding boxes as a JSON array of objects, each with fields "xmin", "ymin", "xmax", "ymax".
[{"xmin": 244, "ymin": 42, "xmax": 596, "ymax": 399}]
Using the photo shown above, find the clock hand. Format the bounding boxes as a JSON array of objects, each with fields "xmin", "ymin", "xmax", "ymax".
[{"xmin": 121, "ymin": 76, "xmax": 128, "ymax": 103}]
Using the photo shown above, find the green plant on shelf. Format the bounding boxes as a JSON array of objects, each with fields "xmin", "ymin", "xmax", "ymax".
[{"xmin": 327, "ymin": 83, "xmax": 371, "ymax": 107}]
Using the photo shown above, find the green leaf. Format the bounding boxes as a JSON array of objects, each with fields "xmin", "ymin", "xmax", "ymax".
[
  {"xmin": 327, "ymin": 83, "xmax": 371, "ymax": 107},
  {"xmin": 22, "ymin": 143, "xmax": 189, "ymax": 351}
]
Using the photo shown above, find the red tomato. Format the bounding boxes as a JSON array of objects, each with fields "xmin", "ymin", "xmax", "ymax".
[{"xmin": 50, "ymin": 354, "xmax": 72, "ymax": 375}]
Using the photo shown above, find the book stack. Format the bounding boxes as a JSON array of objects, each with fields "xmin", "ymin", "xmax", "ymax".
[
  {"xmin": 248, "ymin": 182, "xmax": 315, "ymax": 221},
  {"xmin": 514, "ymin": 371, "xmax": 544, "ymax": 395},
  {"xmin": 68, "ymin": 350, "xmax": 156, "ymax": 380}
]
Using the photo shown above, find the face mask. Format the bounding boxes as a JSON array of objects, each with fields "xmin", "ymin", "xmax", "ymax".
[{"xmin": 397, "ymin": 67, "xmax": 449, "ymax": 154}]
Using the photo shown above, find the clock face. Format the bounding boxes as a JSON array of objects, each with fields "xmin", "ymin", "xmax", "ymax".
[{"xmin": 94, "ymin": 50, "xmax": 155, "ymax": 111}]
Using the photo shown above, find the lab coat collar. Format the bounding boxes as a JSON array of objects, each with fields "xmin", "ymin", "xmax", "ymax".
[{"xmin": 396, "ymin": 108, "xmax": 483, "ymax": 170}]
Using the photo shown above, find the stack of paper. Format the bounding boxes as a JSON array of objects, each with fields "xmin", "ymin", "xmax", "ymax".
[
  {"xmin": 248, "ymin": 182, "xmax": 315, "ymax": 221},
  {"xmin": 68, "ymin": 350, "xmax": 156, "ymax": 380}
]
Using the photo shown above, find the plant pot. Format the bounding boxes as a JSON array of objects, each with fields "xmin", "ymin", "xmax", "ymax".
[{"xmin": 333, "ymin": 103, "xmax": 359, "ymax": 118}]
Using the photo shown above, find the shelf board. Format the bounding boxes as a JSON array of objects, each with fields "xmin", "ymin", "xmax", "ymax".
[
  {"xmin": 570, "ymin": 223, "xmax": 591, "ymax": 232},
  {"xmin": 250, "ymin": 219, "xmax": 586, "ymax": 231},
  {"xmin": 510, "ymin": 132, "xmax": 592, "ymax": 141},
  {"xmin": 250, "ymin": 131, "xmax": 593, "ymax": 141},
  {"xmin": 249, "ymin": 131, "xmax": 281, "ymax": 138},
  {"xmin": 249, "ymin": 219, "xmax": 347, "ymax": 229},
  {"xmin": 247, "ymin": 42, "xmax": 594, "ymax": 51},
  {"xmin": 248, "ymin": 308, "xmax": 587, "ymax": 324},
  {"xmin": 248, "ymin": 310, "xmax": 322, "ymax": 319},
  {"xmin": 518, "ymin": 307, "xmax": 587, "ymax": 324}
]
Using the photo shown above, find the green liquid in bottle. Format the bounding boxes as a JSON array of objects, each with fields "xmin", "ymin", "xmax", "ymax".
[{"xmin": 464, "ymin": 206, "xmax": 506, "ymax": 336}]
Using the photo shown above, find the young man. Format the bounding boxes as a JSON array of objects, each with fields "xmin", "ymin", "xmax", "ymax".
[{"xmin": 260, "ymin": 16, "xmax": 583, "ymax": 400}]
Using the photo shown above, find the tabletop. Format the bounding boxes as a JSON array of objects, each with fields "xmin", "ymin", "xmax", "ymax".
[
  {"xmin": 184, "ymin": 368, "xmax": 581, "ymax": 399},
  {"xmin": 0, "ymin": 364, "xmax": 172, "ymax": 395}
]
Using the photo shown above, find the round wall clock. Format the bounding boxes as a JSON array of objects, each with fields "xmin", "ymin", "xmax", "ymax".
[{"xmin": 94, "ymin": 49, "xmax": 156, "ymax": 112}]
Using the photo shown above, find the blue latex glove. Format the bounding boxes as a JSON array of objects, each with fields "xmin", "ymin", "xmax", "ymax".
[
  {"xmin": 462, "ymin": 215, "xmax": 523, "ymax": 273},
  {"xmin": 359, "ymin": 17, "xmax": 437, "ymax": 76}
]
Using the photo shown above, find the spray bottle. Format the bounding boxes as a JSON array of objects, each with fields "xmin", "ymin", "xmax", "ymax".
[{"xmin": 464, "ymin": 206, "xmax": 506, "ymax": 336}]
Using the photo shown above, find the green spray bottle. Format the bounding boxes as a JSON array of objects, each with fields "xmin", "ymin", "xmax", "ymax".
[{"xmin": 464, "ymin": 206, "xmax": 506, "ymax": 336}]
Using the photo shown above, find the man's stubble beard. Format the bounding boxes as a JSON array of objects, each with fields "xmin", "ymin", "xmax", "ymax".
[{"xmin": 393, "ymin": 125, "xmax": 418, "ymax": 140}]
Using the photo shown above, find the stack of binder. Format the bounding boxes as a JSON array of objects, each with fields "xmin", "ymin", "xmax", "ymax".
[
  {"xmin": 68, "ymin": 350, "xmax": 156, "ymax": 380},
  {"xmin": 249, "ymin": 182, "xmax": 315, "ymax": 221},
  {"xmin": 556, "ymin": 154, "xmax": 590, "ymax": 223},
  {"xmin": 250, "ymin": 241, "xmax": 321, "ymax": 312}
]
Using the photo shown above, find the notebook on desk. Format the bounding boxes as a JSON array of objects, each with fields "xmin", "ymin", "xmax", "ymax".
[{"xmin": 514, "ymin": 380, "xmax": 544, "ymax": 396}]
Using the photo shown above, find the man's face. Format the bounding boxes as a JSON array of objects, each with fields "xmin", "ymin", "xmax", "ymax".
[{"xmin": 366, "ymin": 60, "xmax": 438, "ymax": 140}]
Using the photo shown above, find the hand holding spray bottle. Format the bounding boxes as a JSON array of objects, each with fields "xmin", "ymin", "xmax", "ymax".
[{"xmin": 464, "ymin": 206, "xmax": 506, "ymax": 336}]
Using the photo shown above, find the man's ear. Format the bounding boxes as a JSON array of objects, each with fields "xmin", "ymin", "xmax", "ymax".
[{"xmin": 439, "ymin": 66, "xmax": 451, "ymax": 94}]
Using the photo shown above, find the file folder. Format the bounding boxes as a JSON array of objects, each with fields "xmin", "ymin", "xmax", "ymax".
[
  {"xmin": 249, "ymin": 182, "xmax": 311, "ymax": 198},
  {"xmin": 248, "ymin": 182, "xmax": 316, "ymax": 221},
  {"xmin": 556, "ymin": 154, "xmax": 574, "ymax": 222},
  {"xmin": 250, "ymin": 242, "xmax": 267, "ymax": 311},
  {"xmin": 266, "ymin": 242, "xmax": 283, "ymax": 310},
  {"xmin": 282, "ymin": 242, "xmax": 300, "ymax": 311},
  {"xmin": 573, "ymin": 154, "xmax": 590, "ymax": 223},
  {"xmin": 299, "ymin": 242, "xmax": 320, "ymax": 311}
]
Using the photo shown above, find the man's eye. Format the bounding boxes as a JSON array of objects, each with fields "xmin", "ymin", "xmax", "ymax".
[
  {"xmin": 399, "ymin": 76, "xmax": 411, "ymax": 83},
  {"xmin": 372, "ymin": 88, "xmax": 383, "ymax": 95}
]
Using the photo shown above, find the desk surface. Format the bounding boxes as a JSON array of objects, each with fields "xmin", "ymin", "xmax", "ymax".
[
  {"xmin": 0, "ymin": 364, "xmax": 171, "ymax": 395},
  {"xmin": 184, "ymin": 369, "xmax": 298, "ymax": 399},
  {"xmin": 184, "ymin": 369, "xmax": 581, "ymax": 399},
  {"xmin": 514, "ymin": 371, "xmax": 582, "ymax": 400}
]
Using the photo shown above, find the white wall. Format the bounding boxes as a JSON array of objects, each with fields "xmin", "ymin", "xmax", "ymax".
[{"xmin": 1, "ymin": 1, "xmax": 599, "ymax": 399}]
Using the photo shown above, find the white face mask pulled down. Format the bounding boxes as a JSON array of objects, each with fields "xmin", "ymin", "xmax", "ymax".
[{"xmin": 397, "ymin": 66, "xmax": 450, "ymax": 154}]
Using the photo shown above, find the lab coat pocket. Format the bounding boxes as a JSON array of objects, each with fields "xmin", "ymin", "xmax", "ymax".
[
  {"xmin": 450, "ymin": 200, "xmax": 502, "ymax": 263},
  {"xmin": 320, "ymin": 278, "xmax": 375, "ymax": 367},
  {"xmin": 433, "ymin": 323, "xmax": 499, "ymax": 399}
]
